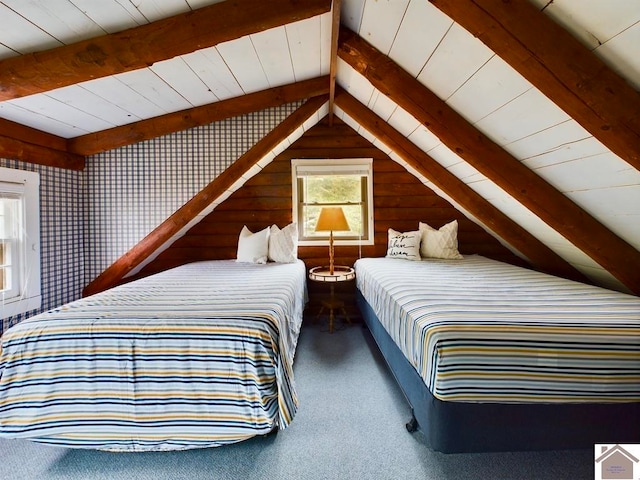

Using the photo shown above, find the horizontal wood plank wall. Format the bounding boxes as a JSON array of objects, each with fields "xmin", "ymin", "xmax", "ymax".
[{"xmin": 139, "ymin": 117, "xmax": 526, "ymax": 280}]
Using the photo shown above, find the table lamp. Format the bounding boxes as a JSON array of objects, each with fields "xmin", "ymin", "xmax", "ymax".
[{"xmin": 315, "ymin": 207, "xmax": 350, "ymax": 275}]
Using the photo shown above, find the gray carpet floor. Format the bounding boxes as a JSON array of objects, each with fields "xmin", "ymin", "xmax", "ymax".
[{"xmin": 0, "ymin": 319, "xmax": 594, "ymax": 480}]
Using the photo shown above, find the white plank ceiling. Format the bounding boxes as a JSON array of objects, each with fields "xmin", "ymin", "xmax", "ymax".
[
  {"xmin": 0, "ymin": 0, "xmax": 332, "ymax": 137},
  {"xmin": 0, "ymin": 0, "xmax": 638, "ymax": 292}
]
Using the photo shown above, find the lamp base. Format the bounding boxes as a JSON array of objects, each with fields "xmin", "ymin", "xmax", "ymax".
[{"xmin": 329, "ymin": 230, "xmax": 334, "ymax": 275}]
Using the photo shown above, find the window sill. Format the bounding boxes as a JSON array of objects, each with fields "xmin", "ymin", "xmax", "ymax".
[{"xmin": 1, "ymin": 295, "xmax": 41, "ymax": 319}]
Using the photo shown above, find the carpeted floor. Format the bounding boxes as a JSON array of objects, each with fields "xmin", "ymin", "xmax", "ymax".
[{"xmin": 0, "ymin": 318, "xmax": 594, "ymax": 480}]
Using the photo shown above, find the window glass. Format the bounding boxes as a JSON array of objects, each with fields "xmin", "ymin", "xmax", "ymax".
[{"xmin": 0, "ymin": 195, "xmax": 21, "ymax": 300}]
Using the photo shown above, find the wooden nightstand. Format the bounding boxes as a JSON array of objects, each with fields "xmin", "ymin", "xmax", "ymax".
[{"xmin": 308, "ymin": 265, "xmax": 356, "ymax": 333}]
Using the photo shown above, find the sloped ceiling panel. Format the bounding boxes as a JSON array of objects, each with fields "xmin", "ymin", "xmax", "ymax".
[
  {"xmin": 530, "ymin": 0, "xmax": 640, "ymax": 91},
  {"xmin": 336, "ymin": 0, "xmax": 639, "ymax": 292}
]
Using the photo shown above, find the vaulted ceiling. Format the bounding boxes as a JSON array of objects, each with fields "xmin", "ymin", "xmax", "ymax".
[{"xmin": 0, "ymin": 0, "xmax": 638, "ymax": 295}]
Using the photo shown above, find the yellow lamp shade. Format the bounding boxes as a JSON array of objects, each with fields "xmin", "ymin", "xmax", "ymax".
[{"xmin": 315, "ymin": 207, "xmax": 350, "ymax": 232}]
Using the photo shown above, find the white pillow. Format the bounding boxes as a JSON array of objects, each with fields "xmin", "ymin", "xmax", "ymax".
[
  {"xmin": 386, "ymin": 228, "xmax": 421, "ymax": 261},
  {"xmin": 236, "ymin": 225, "xmax": 270, "ymax": 264},
  {"xmin": 419, "ymin": 220, "xmax": 463, "ymax": 259},
  {"xmin": 268, "ymin": 223, "xmax": 298, "ymax": 263}
]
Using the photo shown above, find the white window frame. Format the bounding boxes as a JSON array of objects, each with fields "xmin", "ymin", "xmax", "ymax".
[
  {"xmin": 0, "ymin": 167, "xmax": 41, "ymax": 319},
  {"xmin": 292, "ymin": 158, "xmax": 374, "ymax": 246}
]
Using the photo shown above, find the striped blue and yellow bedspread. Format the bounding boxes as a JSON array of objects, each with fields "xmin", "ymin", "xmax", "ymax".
[
  {"xmin": 0, "ymin": 260, "xmax": 307, "ymax": 451},
  {"xmin": 355, "ymin": 256, "xmax": 640, "ymax": 404}
]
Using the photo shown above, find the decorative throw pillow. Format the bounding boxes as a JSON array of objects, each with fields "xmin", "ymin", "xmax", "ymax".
[
  {"xmin": 419, "ymin": 220, "xmax": 464, "ymax": 259},
  {"xmin": 236, "ymin": 225, "xmax": 270, "ymax": 264},
  {"xmin": 268, "ymin": 223, "xmax": 298, "ymax": 263},
  {"xmin": 386, "ymin": 228, "xmax": 421, "ymax": 261}
]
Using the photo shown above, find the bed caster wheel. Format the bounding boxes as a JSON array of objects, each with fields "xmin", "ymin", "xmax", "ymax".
[
  {"xmin": 405, "ymin": 415, "xmax": 418, "ymax": 433},
  {"xmin": 263, "ymin": 426, "xmax": 279, "ymax": 438}
]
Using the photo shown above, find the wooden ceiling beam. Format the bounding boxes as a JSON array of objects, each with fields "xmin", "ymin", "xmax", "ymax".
[
  {"xmin": 334, "ymin": 88, "xmax": 587, "ymax": 283},
  {"xmin": 0, "ymin": 0, "xmax": 331, "ymax": 101},
  {"xmin": 327, "ymin": 0, "xmax": 342, "ymax": 126},
  {"xmin": 0, "ymin": 118, "xmax": 84, "ymax": 169},
  {"xmin": 429, "ymin": 0, "xmax": 640, "ymax": 171},
  {"xmin": 338, "ymin": 26, "xmax": 640, "ymax": 294},
  {"xmin": 82, "ymin": 95, "xmax": 329, "ymax": 297},
  {"xmin": 69, "ymin": 76, "xmax": 330, "ymax": 155}
]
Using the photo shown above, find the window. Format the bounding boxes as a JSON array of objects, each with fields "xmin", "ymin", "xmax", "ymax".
[
  {"xmin": 0, "ymin": 167, "xmax": 41, "ymax": 318},
  {"xmin": 292, "ymin": 159, "xmax": 373, "ymax": 245},
  {"xmin": 1, "ymin": 190, "xmax": 21, "ymax": 300}
]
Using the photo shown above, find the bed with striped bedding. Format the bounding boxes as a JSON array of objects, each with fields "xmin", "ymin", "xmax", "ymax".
[
  {"xmin": 0, "ymin": 259, "xmax": 307, "ymax": 452},
  {"xmin": 355, "ymin": 255, "xmax": 640, "ymax": 451}
]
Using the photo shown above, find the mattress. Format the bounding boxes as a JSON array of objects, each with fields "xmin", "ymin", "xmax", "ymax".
[
  {"xmin": 0, "ymin": 259, "xmax": 307, "ymax": 451},
  {"xmin": 355, "ymin": 256, "xmax": 640, "ymax": 404}
]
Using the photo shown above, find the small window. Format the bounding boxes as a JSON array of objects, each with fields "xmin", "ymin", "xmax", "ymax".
[
  {"xmin": 0, "ymin": 167, "xmax": 41, "ymax": 319},
  {"xmin": 292, "ymin": 159, "xmax": 373, "ymax": 245}
]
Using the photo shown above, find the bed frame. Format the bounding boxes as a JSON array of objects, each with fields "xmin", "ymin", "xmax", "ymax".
[{"xmin": 357, "ymin": 290, "xmax": 640, "ymax": 453}]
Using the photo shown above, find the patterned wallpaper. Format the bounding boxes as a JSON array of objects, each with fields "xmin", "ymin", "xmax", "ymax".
[
  {"xmin": 1, "ymin": 101, "xmax": 302, "ymax": 336},
  {"xmin": 0, "ymin": 159, "xmax": 85, "ymax": 334}
]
